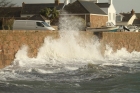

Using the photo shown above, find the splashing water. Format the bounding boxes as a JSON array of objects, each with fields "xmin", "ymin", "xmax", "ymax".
[{"xmin": 0, "ymin": 15, "xmax": 140, "ymax": 83}]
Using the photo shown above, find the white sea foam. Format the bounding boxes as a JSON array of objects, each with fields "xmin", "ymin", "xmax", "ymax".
[{"xmin": 0, "ymin": 15, "xmax": 140, "ymax": 81}]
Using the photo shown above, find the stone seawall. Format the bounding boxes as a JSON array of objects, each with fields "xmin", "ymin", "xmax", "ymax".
[
  {"xmin": 101, "ymin": 32, "xmax": 140, "ymax": 53},
  {"xmin": 0, "ymin": 31, "xmax": 140, "ymax": 69},
  {"xmin": 0, "ymin": 30, "xmax": 93, "ymax": 69},
  {"xmin": 0, "ymin": 30, "xmax": 60, "ymax": 68}
]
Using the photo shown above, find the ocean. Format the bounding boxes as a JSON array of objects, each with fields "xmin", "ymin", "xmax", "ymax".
[{"xmin": 0, "ymin": 16, "xmax": 140, "ymax": 93}]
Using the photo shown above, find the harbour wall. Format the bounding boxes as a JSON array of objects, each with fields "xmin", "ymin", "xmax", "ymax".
[{"xmin": 0, "ymin": 31, "xmax": 140, "ymax": 68}]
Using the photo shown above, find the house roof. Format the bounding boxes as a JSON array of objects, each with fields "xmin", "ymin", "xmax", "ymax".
[
  {"xmin": 133, "ymin": 19, "xmax": 140, "ymax": 24},
  {"xmin": 64, "ymin": 1, "xmax": 106, "ymax": 15},
  {"xmin": 120, "ymin": 13, "xmax": 133, "ymax": 22},
  {"xmin": 28, "ymin": 14, "xmax": 47, "ymax": 21},
  {"xmin": 95, "ymin": 3, "xmax": 110, "ymax": 8},
  {"xmin": 79, "ymin": 1, "xmax": 106, "ymax": 15},
  {"xmin": 21, "ymin": 3, "xmax": 64, "ymax": 15},
  {"xmin": 135, "ymin": 13, "xmax": 140, "ymax": 19},
  {"xmin": 0, "ymin": 7, "xmax": 22, "ymax": 17}
]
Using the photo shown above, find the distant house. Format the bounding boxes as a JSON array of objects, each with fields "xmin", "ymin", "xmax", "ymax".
[
  {"xmin": 96, "ymin": 0, "xmax": 116, "ymax": 25},
  {"xmin": 116, "ymin": 9, "xmax": 140, "ymax": 26},
  {"xmin": 21, "ymin": 0, "xmax": 64, "ymax": 18},
  {"xmin": 62, "ymin": 0, "xmax": 108, "ymax": 28}
]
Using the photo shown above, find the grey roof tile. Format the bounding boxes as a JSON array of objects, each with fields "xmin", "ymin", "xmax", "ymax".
[
  {"xmin": 120, "ymin": 13, "xmax": 133, "ymax": 22},
  {"xmin": 0, "ymin": 7, "xmax": 22, "ymax": 17},
  {"xmin": 21, "ymin": 3, "xmax": 64, "ymax": 14},
  {"xmin": 95, "ymin": 3, "xmax": 110, "ymax": 8},
  {"xmin": 79, "ymin": 1, "xmax": 107, "ymax": 15}
]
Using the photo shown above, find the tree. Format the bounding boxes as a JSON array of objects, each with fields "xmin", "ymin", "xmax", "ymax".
[
  {"xmin": 0, "ymin": 0, "xmax": 16, "ymax": 7},
  {"xmin": 51, "ymin": 8, "xmax": 59, "ymax": 20},
  {"xmin": 40, "ymin": 7, "xmax": 59, "ymax": 24},
  {"xmin": 40, "ymin": 8, "xmax": 52, "ymax": 19}
]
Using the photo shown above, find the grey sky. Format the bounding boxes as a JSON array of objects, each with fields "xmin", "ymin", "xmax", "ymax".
[{"xmin": 12, "ymin": 0, "xmax": 140, "ymax": 14}]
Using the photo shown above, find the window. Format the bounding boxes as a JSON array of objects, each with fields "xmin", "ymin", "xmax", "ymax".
[
  {"xmin": 36, "ymin": 22, "xmax": 44, "ymax": 27},
  {"xmin": 42, "ymin": 22, "xmax": 50, "ymax": 27},
  {"xmin": 113, "ymin": 13, "xmax": 116, "ymax": 20},
  {"xmin": 109, "ymin": 13, "xmax": 111, "ymax": 20}
]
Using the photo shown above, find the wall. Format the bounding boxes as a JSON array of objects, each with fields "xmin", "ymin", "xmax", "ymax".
[
  {"xmin": 21, "ymin": 14, "xmax": 33, "ymax": 18},
  {"xmin": 128, "ymin": 14, "xmax": 137, "ymax": 25},
  {"xmin": 101, "ymin": 32, "xmax": 140, "ymax": 53},
  {"xmin": 108, "ymin": 0, "xmax": 116, "ymax": 25},
  {"xmin": 1, "ymin": 31, "xmax": 140, "ymax": 69},
  {"xmin": 0, "ymin": 30, "xmax": 60, "ymax": 68},
  {"xmin": 90, "ymin": 15, "xmax": 108, "ymax": 28},
  {"xmin": 0, "ymin": 30, "xmax": 94, "ymax": 69}
]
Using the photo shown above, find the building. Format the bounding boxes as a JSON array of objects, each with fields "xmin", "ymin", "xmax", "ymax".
[
  {"xmin": 116, "ymin": 9, "xmax": 140, "ymax": 26},
  {"xmin": 96, "ymin": 0, "xmax": 116, "ymax": 25},
  {"xmin": 62, "ymin": 0, "xmax": 108, "ymax": 28},
  {"xmin": 21, "ymin": 0, "xmax": 64, "ymax": 18}
]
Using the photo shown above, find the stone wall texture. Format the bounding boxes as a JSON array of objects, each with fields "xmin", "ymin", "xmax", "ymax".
[
  {"xmin": 101, "ymin": 32, "xmax": 140, "ymax": 53},
  {"xmin": 0, "ymin": 30, "xmax": 60, "ymax": 68},
  {"xmin": 90, "ymin": 15, "xmax": 108, "ymax": 28},
  {"xmin": 0, "ymin": 31, "xmax": 140, "ymax": 69}
]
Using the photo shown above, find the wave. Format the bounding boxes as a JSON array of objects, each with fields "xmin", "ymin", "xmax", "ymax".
[{"xmin": 0, "ymin": 16, "xmax": 140, "ymax": 81}]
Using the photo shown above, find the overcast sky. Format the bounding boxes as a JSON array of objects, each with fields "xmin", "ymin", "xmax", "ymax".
[{"xmin": 12, "ymin": 0, "xmax": 140, "ymax": 14}]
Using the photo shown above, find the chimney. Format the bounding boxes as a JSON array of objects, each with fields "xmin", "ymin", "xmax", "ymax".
[
  {"xmin": 22, "ymin": 2, "xmax": 25, "ymax": 7},
  {"xmin": 55, "ymin": 0, "xmax": 60, "ymax": 6},
  {"xmin": 131, "ymin": 9, "xmax": 135, "ymax": 15}
]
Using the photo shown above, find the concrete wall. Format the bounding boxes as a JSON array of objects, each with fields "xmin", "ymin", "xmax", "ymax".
[{"xmin": 1, "ymin": 31, "xmax": 140, "ymax": 69}]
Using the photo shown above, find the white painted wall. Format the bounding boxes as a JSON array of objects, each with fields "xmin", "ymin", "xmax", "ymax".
[
  {"xmin": 116, "ymin": 14, "xmax": 123, "ymax": 22},
  {"xmin": 128, "ymin": 14, "xmax": 137, "ymax": 25},
  {"xmin": 21, "ymin": 14, "xmax": 34, "ymax": 17},
  {"xmin": 116, "ymin": 22, "xmax": 127, "ymax": 26},
  {"xmin": 99, "ymin": 0, "xmax": 116, "ymax": 25},
  {"xmin": 108, "ymin": 0, "xmax": 116, "ymax": 25}
]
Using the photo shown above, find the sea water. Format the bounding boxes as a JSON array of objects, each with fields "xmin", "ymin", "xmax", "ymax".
[{"xmin": 0, "ymin": 16, "xmax": 140, "ymax": 93}]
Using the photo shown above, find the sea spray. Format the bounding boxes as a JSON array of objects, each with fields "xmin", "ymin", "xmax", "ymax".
[
  {"xmin": 10, "ymin": 15, "xmax": 140, "ymax": 68},
  {"xmin": 58, "ymin": 16, "xmax": 86, "ymax": 31},
  {"xmin": 37, "ymin": 15, "xmax": 103, "ymax": 62},
  {"xmin": 37, "ymin": 32, "xmax": 102, "ymax": 61}
]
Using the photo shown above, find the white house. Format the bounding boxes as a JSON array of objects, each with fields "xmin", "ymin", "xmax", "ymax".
[{"xmin": 96, "ymin": 0, "xmax": 116, "ymax": 25}]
